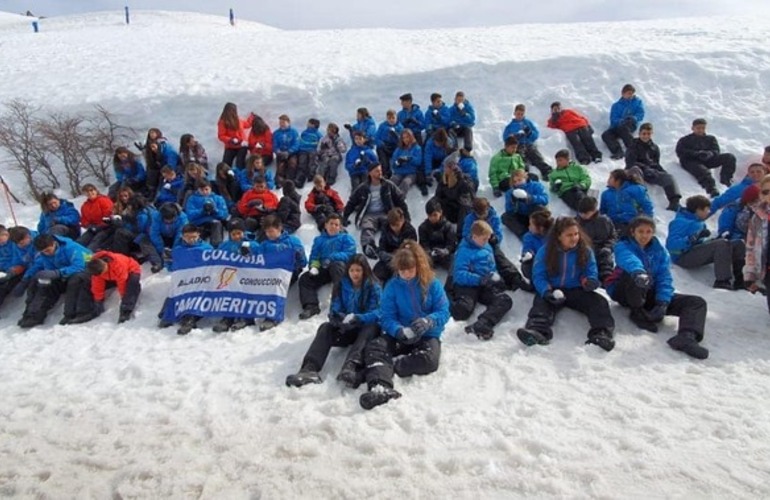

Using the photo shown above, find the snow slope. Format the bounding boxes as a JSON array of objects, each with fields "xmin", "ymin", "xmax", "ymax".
[{"xmin": 1, "ymin": 10, "xmax": 770, "ymax": 498}]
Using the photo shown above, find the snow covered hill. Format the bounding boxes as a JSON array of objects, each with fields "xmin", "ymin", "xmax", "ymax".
[{"xmin": 0, "ymin": 10, "xmax": 769, "ymax": 498}]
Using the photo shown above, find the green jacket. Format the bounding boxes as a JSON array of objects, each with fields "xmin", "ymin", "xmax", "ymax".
[
  {"xmin": 549, "ymin": 161, "xmax": 591, "ymax": 196},
  {"xmin": 488, "ymin": 150, "xmax": 526, "ymax": 188}
]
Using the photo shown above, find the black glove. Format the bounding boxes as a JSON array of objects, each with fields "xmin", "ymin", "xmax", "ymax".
[
  {"xmin": 341, "ymin": 217, "xmax": 351, "ymax": 227},
  {"xmin": 163, "ymin": 248, "xmax": 173, "ymax": 261},
  {"xmin": 632, "ymin": 272, "xmax": 651, "ymax": 289},
  {"xmin": 328, "ymin": 312, "xmax": 345, "ymax": 326},
  {"xmin": 647, "ymin": 301, "xmax": 668, "ymax": 322},
  {"xmin": 544, "ymin": 289, "xmax": 566, "ymax": 306},
  {"xmin": 314, "ymin": 192, "xmax": 329, "ymax": 206},
  {"xmin": 522, "ymin": 126, "xmax": 531, "ymax": 136},
  {"xmin": 411, "ymin": 317, "xmax": 434, "ymax": 337},
  {"xmin": 396, "ymin": 327, "xmax": 421, "ymax": 345},
  {"xmin": 343, "ymin": 124, "xmax": 352, "ymax": 130},
  {"xmin": 696, "ymin": 150, "xmax": 715, "ymax": 162},
  {"xmin": 133, "ymin": 141, "xmax": 145, "ymax": 151},
  {"xmin": 12, "ymin": 279, "xmax": 30, "ymax": 297},
  {"xmin": 239, "ymin": 244, "xmax": 251, "ymax": 256},
  {"xmin": 203, "ymin": 202, "xmax": 214, "ymax": 215},
  {"xmin": 623, "ymin": 116, "xmax": 636, "ymax": 128},
  {"xmin": 430, "ymin": 248, "xmax": 450, "ymax": 259},
  {"xmin": 492, "ymin": 188, "xmax": 502, "ymax": 198},
  {"xmin": 396, "ymin": 157, "xmax": 408, "ymax": 165},
  {"xmin": 94, "ymin": 301, "xmax": 105, "ymax": 316},
  {"xmin": 697, "ymin": 228, "xmax": 711, "ymax": 240},
  {"xmin": 582, "ymin": 277, "xmax": 601, "ymax": 292},
  {"xmin": 488, "ymin": 234, "xmax": 499, "ymax": 246},
  {"xmin": 552, "ymin": 179, "xmax": 563, "ymax": 190}
]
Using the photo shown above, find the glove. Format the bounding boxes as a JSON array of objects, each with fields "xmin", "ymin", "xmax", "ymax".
[
  {"xmin": 410, "ymin": 317, "xmax": 434, "ymax": 336},
  {"xmin": 12, "ymin": 279, "xmax": 30, "ymax": 297},
  {"xmin": 314, "ymin": 193, "xmax": 329, "ymax": 205},
  {"xmin": 240, "ymin": 140, "xmax": 248, "ymax": 147},
  {"xmin": 516, "ymin": 130, "xmax": 526, "ymax": 137},
  {"xmin": 513, "ymin": 188, "xmax": 528, "ymax": 199},
  {"xmin": 227, "ymin": 170, "xmax": 235, "ymax": 177},
  {"xmin": 240, "ymin": 242, "xmax": 251, "ymax": 256},
  {"xmin": 697, "ymin": 228, "xmax": 711, "ymax": 240},
  {"xmin": 520, "ymin": 251, "xmax": 534, "ymax": 262},
  {"xmin": 480, "ymin": 272, "xmax": 501, "ymax": 287},
  {"xmin": 430, "ymin": 248, "xmax": 450, "ymax": 259},
  {"xmin": 581, "ymin": 277, "xmax": 601, "ymax": 292},
  {"xmin": 87, "ymin": 225, "xmax": 98, "ymax": 233},
  {"xmin": 344, "ymin": 124, "xmax": 352, "ymax": 130},
  {"xmin": 0, "ymin": 271, "xmax": 7, "ymax": 282},
  {"xmin": 432, "ymin": 109, "xmax": 438, "ymax": 116},
  {"xmin": 94, "ymin": 301, "xmax": 105, "ymax": 316},
  {"xmin": 354, "ymin": 159, "xmax": 362, "ymax": 166},
  {"xmin": 255, "ymin": 142, "xmax": 264, "ymax": 149},
  {"xmin": 163, "ymin": 248, "xmax": 173, "ymax": 260},
  {"xmin": 647, "ymin": 301, "xmax": 668, "ymax": 322},
  {"xmin": 396, "ymin": 157, "xmax": 408, "ymax": 165},
  {"xmin": 342, "ymin": 313, "xmax": 357, "ymax": 324},
  {"xmin": 719, "ymin": 230, "xmax": 730, "ymax": 239},
  {"xmin": 623, "ymin": 116, "xmax": 636, "ymax": 127},
  {"xmin": 488, "ymin": 234, "xmax": 499, "ymax": 246},
  {"xmin": 248, "ymin": 199, "xmax": 264, "ymax": 208},
  {"xmin": 309, "ymin": 267, "xmax": 319, "ymax": 276},
  {"xmin": 397, "ymin": 327, "xmax": 420, "ymax": 345},
  {"xmin": 35, "ymin": 269, "xmax": 61, "ymax": 282},
  {"xmin": 133, "ymin": 141, "xmax": 145, "ymax": 151},
  {"xmin": 633, "ymin": 272, "xmax": 651, "ymax": 289},
  {"xmin": 341, "ymin": 217, "xmax": 350, "ymax": 227},
  {"xmin": 522, "ymin": 126, "xmax": 531, "ymax": 135},
  {"xmin": 553, "ymin": 179, "xmax": 563, "ymax": 190},
  {"xmin": 163, "ymin": 183, "xmax": 172, "ymax": 190},
  {"xmin": 230, "ymin": 137, "xmax": 240, "ymax": 145},
  {"xmin": 457, "ymin": 102, "xmax": 465, "ymax": 110},
  {"xmin": 544, "ymin": 289, "xmax": 566, "ymax": 306},
  {"xmin": 492, "ymin": 188, "xmax": 502, "ymax": 198},
  {"xmin": 203, "ymin": 202, "xmax": 215, "ymax": 214},
  {"xmin": 328, "ymin": 312, "xmax": 345, "ymax": 326}
]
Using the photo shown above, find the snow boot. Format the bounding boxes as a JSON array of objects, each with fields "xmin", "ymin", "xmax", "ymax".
[
  {"xmin": 19, "ymin": 315, "xmax": 44, "ymax": 329},
  {"xmin": 336, "ymin": 361, "xmax": 364, "ymax": 388},
  {"xmin": 59, "ymin": 315, "xmax": 74, "ymax": 326},
  {"xmin": 465, "ymin": 321, "xmax": 494, "ymax": 341},
  {"xmin": 362, "ymin": 244, "xmax": 378, "ymax": 260},
  {"xmin": 118, "ymin": 311, "xmax": 132, "ymax": 324},
  {"xmin": 359, "ymin": 385, "xmax": 402, "ymax": 410},
  {"xmin": 668, "ymin": 332, "xmax": 709, "ymax": 360},
  {"xmin": 712, "ymin": 279, "xmax": 732, "ymax": 290},
  {"xmin": 212, "ymin": 318, "xmax": 233, "ymax": 333},
  {"xmin": 516, "ymin": 327, "xmax": 549, "ymax": 346},
  {"xmin": 68, "ymin": 312, "xmax": 96, "ymax": 325},
  {"xmin": 231, "ymin": 319, "xmax": 252, "ymax": 331},
  {"xmin": 259, "ymin": 319, "xmax": 279, "ymax": 331},
  {"xmin": 158, "ymin": 318, "xmax": 173, "ymax": 329},
  {"xmin": 285, "ymin": 368, "xmax": 322, "ymax": 387},
  {"xmin": 629, "ymin": 308, "xmax": 658, "ymax": 333},
  {"xmin": 298, "ymin": 305, "xmax": 321, "ymax": 320},
  {"xmin": 585, "ymin": 330, "xmax": 615, "ymax": 352},
  {"xmin": 177, "ymin": 316, "xmax": 197, "ymax": 336}
]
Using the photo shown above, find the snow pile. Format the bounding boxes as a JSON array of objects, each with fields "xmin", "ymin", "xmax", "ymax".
[{"xmin": 1, "ymin": 9, "xmax": 770, "ymax": 498}]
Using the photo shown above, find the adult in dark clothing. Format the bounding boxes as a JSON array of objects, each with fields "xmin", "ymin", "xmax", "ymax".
[
  {"xmin": 372, "ymin": 208, "xmax": 418, "ymax": 284},
  {"xmin": 418, "ymin": 199, "xmax": 457, "ymax": 270},
  {"xmin": 276, "ymin": 181, "xmax": 302, "ymax": 234},
  {"xmin": 606, "ymin": 216, "xmax": 709, "ymax": 359},
  {"xmin": 625, "ymin": 122, "xmax": 682, "ymax": 211},
  {"xmin": 342, "ymin": 163, "xmax": 409, "ymax": 259},
  {"xmin": 675, "ymin": 118, "xmax": 736, "ymax": 197}
]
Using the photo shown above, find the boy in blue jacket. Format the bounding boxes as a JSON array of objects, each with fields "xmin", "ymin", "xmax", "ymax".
[
  {"xmin": 297, "ymin": 214, "xmax": 356, "ymax": 320},
  {"xmin": 184, "ymin": 180, "xmax": 228, "ymax": 247},
  {"xmin": 502, "ymin": 104, "xmax": 553, "ymax": 180},
  {"xmin": 448, "ymin": 91, "xmax": 476, "ymax": 151},
  {"xmin": 37, "ymin": 193, "xmax": 81, "ymax": 240},
  {"xmin": 375, "ymin": 110, "xmax": 403, "ymax": 178},
  {"xmin": 296, "ymin": 118, "xmax": 323, "ymax": 188},
  {"xmin": 150, "ymin": 202, "xmax": 189, "ymax": 269},
  {"xmin": 520, "ymin": 209, "xmax": 553, "ymax": 281},
  {"xmin": 14, "ymin": 234, "xmax": 93, "ymax": 328},
  {"xmin": 602, "ymin": 84, "xmax": 645, "ymax": 160},
  {"xmin": 397, "ymin": 93, "xmax": 425, "ymax": 146},
  {"xmin": 425, "ymin": 92, "xmax": 450, "ymax": 137},
  {"xmin": 450, "ymin": 221, "xmax": 513, "ymax": 340},
  {"xmin": 360, "ymin": 241, "xmax": 450, "ymax": 410},
  {"xmin": 0, "ymin": 225, "xmax": 27, "ymax": 310},
  {"xmin": 501, "ymin": 168, "xmax": 549, "ymax": 238},
  {"xmin": 666, "ymin": 195, "xmax": 745, "ymax": 290},
  {"xmin": 345, "ymin": 131, "xmax": 379, "ymax": 191},
  {"xmin": 155, "ymin": 165, "xmax": 185, "ymax": 208},
  {"xmin": 272, "ymin": 114, "xmax": 300, "ymax": 189},
  {"xmin": 607, "ymin": 216, "xmax": 709, "ymax": 359}
]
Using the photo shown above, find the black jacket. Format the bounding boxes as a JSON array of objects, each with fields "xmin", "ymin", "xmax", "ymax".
[
  {"xmin": 377, "ymin": 222, "xmax": 418, "ymax": 262},
  {"xmin": 418, "ymin": 217, "xmax": 457, "ymax": 252},
  {"xmin": 343, "ymin": 179, "xmax": 409, "ymax": 226},
  {"xmin": 675, "ymin": 133, "xmax": 720, "ymax": 162}
]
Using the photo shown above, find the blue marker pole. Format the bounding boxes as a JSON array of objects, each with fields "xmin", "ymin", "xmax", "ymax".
[
  {"xmin": 31, "ymin": 20, "xmax": 39, "ymax": 33},
  {"xmin": 125, "ymin": 6, "xmax": 130, "ymax": 25},
  {"xmin": 229, "ymin": 8, "xmax": 235, "ymax": 26}
]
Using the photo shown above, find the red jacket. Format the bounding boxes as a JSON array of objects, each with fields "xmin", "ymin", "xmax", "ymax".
[
  {"xmin": 90, "ymin": 251, "xmax": 141, "ymax": 301},
  {"xmin": 248, "ymin": 129, "xmax": 274, "ymax": 157},
  {"xmin": 237, "ymin": 189, "xmax": 280, "ymax": 217},
  {"xmin": 81, "ymin": 195, "xmax": 114, "ymax": 228},
  {"xmin": 304, "ymin": 186, "xmax": 344, "ymax": 214},
  {"xmin": 218, "ymin": 114, "xmax": 255, "ymax": 150},
  {"xmin": 547, "ymin": 109, "xmax": 590, "ymax": 133}
]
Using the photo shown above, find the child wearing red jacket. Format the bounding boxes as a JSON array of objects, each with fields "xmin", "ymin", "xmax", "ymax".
[
  {"xmin": 547, "ymin": 101, "xmax": 602, "ymax": 165},
  {"xmin": 78, "ymin": 184, "xmax": 115, "ymax": 251},
  {"xmin": 237, "ymin": 174, "xmax": 280, "ymax": 234},
  {"xmin": 86, "ymin": 251, "xmax": 141, "ymax": 323},
  {"xmin": 217, "ymin": 102, "xmax": 255, "ymax": 169},
  {"xmin": 305, "ymin": 175, "xmax": 345, "ymax": 231}
]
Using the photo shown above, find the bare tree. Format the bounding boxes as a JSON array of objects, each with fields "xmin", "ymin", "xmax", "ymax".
[
  {"xmin": 0, "ymin": 99, "xmax": 59, "ymax": 199},
  {"xmin": 37, "ymin": 112, "xmax": 89, "ymax": 196},
  {"xmin": 79, "ymin": 105, "xmax": 137, "ymax": 188}
]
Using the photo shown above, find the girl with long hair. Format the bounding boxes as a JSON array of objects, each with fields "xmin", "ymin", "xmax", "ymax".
[{"xmin": 217, "ymin": 102, "xmax": 254, "ymax": 169}]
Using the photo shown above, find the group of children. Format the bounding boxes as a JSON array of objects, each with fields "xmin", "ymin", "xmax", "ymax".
[{"xmin": 3, "ymin": 84, "xmax": 770, "ymax": 410}]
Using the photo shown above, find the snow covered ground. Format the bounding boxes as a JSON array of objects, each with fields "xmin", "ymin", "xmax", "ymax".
[{"xmin": 1, "ymin": 10, "xmax": 770, "ymax": 498}]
